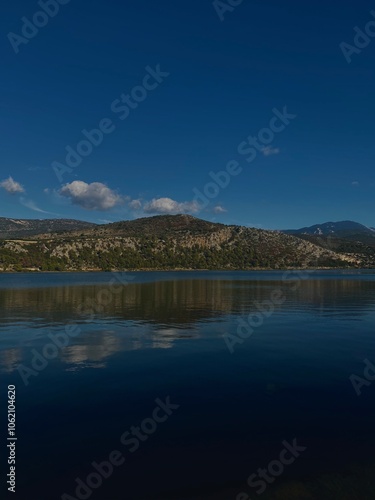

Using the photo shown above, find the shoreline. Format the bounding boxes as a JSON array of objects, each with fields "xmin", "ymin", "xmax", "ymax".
[{"xmin": 0, "ymin": 267, "xmax": 374, "ymax": 274}]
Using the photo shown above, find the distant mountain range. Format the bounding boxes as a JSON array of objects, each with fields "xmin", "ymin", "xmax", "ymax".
[
  {"xmin": 0, "ymin": 217, "xmax": 96, "ymax": 239},
  {"xmin": 2, "ymin": 216, "xmax": 373, "ymax": 241},
  {"xmin": 282, "ymin": 220, "xmax": 375, "ymax": 259},
  {"xmin": 0, "ymin": 215, "xmax": 374, "ymax": 271},
  {"xmin": 284, "ymin": 220, "xmax": 375, "ymax": 242}
]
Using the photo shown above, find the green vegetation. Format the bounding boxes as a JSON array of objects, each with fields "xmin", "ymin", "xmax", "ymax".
[
  {"xmin": 1, "ymin": 215, "xmax": 372, "ymax": 272},
  {"xmin": 0, "ymin": 237, "xmax": 366, "ymax": 272}
]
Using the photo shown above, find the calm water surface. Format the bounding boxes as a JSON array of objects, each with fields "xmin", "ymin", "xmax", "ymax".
[{"xmin": 1, "ymin": 271, "xmax": 375, "ymax": 500}]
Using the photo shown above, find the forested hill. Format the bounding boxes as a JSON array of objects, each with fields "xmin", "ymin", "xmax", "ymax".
[{"xmin": 0, "ymin": 215, "xmax": 373, "ymax": 271}]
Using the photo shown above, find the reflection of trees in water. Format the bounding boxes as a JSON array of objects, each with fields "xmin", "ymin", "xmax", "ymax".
[
  {"xmin": 0, "ymin": 278, "xmax": 374, "ymax": 327},
  {"xmin": 1, "ymin": 278, "xmax": 375, "ymax": 373},
  {"xmin": 288, "ymin": 279, "xmax": 375, "ymax": 316},
  {"xmin": 0, "ymin": 279, "xmax": 244, "ymax": 326}
]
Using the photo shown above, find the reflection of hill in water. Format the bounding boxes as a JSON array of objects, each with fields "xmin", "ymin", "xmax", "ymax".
[{"xmin": 1, "ymin": 278, "xmax": 375, "ymax": 327}]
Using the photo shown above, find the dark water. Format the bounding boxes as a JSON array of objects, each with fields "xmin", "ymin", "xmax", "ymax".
[{"xmin": 1, "ymin": 271, "xmax": 375, "ymax": 500}]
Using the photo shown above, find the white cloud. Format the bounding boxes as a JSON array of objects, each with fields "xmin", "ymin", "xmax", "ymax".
[
  {"xmin": 59, "ymin": 181, "xmax": 123, "ymax": 211},
  {"xmin": 351, "ymin": 181, "xmax": 360, "ymax": 186},
  {"xmin": 261, "ymin": 146, "xmax": 280, "ymax": 156},
  {"xmin": 128, "ymin": 199, "xmax": 143, "ymax": 210},
  {"xmin": 143, "ymin": 197, "xmax": 200, "ymax": 215},
  {"xmin": 213, "ymin": 205, "xmax": 227, "ymax": 214},
  {"xmin": 0, "ymin": 176, "xmax": 25, "ymax": 194}
]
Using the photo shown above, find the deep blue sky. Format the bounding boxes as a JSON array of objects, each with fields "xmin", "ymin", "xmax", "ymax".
[{"xmin": 1, "ymin": 0, "xmax": 374, "ymax": 229}]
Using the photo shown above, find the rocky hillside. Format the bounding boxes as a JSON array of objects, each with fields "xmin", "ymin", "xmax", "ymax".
[
  {"xmin": 0, "ymin": 217, "xmax": 96, "ymax": 239},
  {"xmin": 0, "ymin": 215, "xmax": 371, "ymax": 272}
]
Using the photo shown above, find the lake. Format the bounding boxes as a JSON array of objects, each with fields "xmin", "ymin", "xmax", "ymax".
[{"xmin": 1, "ymin": 270, "xmax": 375, "ymax": 500}]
